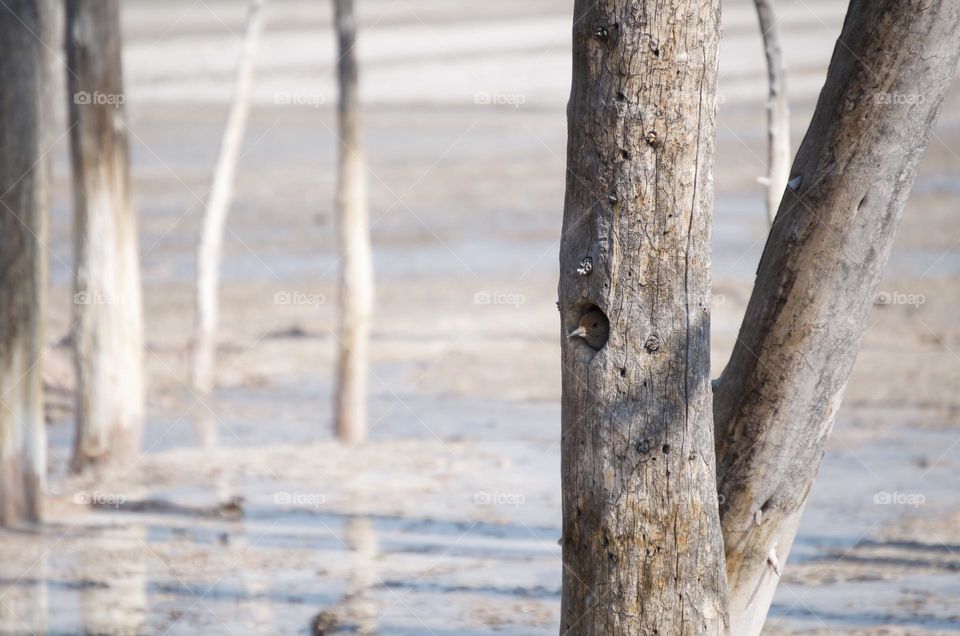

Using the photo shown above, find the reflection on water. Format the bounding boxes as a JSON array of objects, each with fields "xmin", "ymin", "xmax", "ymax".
[
  {"xmin": 0, "ymin": 545, "xmax": 46, "ymax": 635},
  {"xmin": 194, "ymin": 409, "xmax": 218, "ymax": 450},
  {"xmin": 78, "ymin": 524, "xmax": 147, "ymax": 636},
  {"xmin": 342, "ymin": 516, "xmax": 379, "ymax": 635}
]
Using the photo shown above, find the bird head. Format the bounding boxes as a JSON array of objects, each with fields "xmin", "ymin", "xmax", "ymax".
[{"xmin": 567, "ymin": 308, "xmax": 609, "ymax": 350}]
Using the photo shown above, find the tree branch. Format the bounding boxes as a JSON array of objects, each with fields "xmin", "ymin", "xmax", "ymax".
[
  {"xmin": 754, "ymin": 0, "xmax": 790, "ymax": 225},
  {"xmin": 714, "ymin": 2, "xmax": 960, "ymax": 634}
]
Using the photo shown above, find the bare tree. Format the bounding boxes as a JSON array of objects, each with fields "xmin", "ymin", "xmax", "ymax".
[
  {"xmin": 66, "ymin": 0, "xmax": 144, "ymax": 471},
  {"xmin": 0, "ymin": 0, "xmax": 49, "ymax": 525},
  {"xmin": 333, "ymin": 0, "xmax": 374, "ymax": 445},
  {"xmin": 715, "ymin": 2, "xmax": 960, "ymax": 632},
  {"xmin": 192, "ymin": 0, "xmax": 266, "ymax": 395},
  {"xmin": 558, "ymin": 0, "xmax": 728, "ymax": 631},
  {"xmin": 559, "ymin": 0, "xmax": 960, "ymax": 634},
  {"xmin": 754, "ymin": 0, "xmax": 790, "ymax": 224}
]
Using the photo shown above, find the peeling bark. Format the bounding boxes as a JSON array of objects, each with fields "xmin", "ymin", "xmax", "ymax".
[
  {"xmin": 333, "ymin": 0, "xmax": 374, "ymax": 445},
  {"xmin": 0, "ymin": 0, "xmax": 48, "ymax": 525},
  {"xmin": 714, "ymin": 2, "xmax": 960, "ymax": 634},
  {"xmin": 753, "ymin": 0, "xmax": 790, "ymax": 225},
  {"xmin": 558, "ymin": 0, "xmax": 728, "ymax": 632},
  {"xmin": 192, "ymin": 0, "xmax": 266, "ymax": 395},
  {"xmin": 67, "ymin": 0, "xmax": 144, "ymax": 471}
]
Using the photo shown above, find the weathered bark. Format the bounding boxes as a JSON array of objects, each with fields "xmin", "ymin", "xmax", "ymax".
[
  {"xmin": 753, "ymin": 0, "xmax": 790, "ymax": 225},
  {"xmin": 0, "ymin": 0, "xmax": 48, "ymax": 525},
  {"xmin": 558, "ymin": 1, "xmax": 728, "ymax": 633},
  {"xmin": 333, "ymin": 0, "xmax": 374, "ymax": 445},
  {"xmin": 67, "ymin": 0, "xmax": 144, "ymax": 471},
  {"xmin": 192, "ymin": 0, "xmax": 266, "ymax": 395},
  {"xmin": 714, "ymin": 2, "xmax": 960, "ymax": 634}
]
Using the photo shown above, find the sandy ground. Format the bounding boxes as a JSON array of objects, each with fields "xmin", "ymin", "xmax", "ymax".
[{"xmin": 2, "ymin": 0, "xmax": 960, "ymax": 634}]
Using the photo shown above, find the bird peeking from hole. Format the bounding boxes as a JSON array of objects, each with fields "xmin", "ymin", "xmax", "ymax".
[{"xmin": 567, "ymin": 307, "xmax": 609, "ymax": 350}]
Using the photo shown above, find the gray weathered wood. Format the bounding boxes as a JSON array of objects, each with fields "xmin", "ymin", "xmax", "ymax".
[
  {"xmin": 333, "ymin": 0, "xmax": 374, "ymax": 445},
  {"xmin": 714, "ymin": 2, "xmax": 960, "ymax": 633},
  {"xmin": 558, "ymin": 0, "xmax": 728, "ymax": 632},
  {"xmin": 67, "ymin": 0, "xmax": 144, "ymax": 471},
  {"xmin": 0, "ymin": 0, "xmax": 48, "ymax": 525}
]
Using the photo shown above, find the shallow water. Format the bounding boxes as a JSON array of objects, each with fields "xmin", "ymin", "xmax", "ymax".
[{"xmin": 8, "ymin": 0, "xmax": 960, "ymax": 633}]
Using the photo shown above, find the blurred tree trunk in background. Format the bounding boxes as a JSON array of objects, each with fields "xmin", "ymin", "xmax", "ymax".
[
  {"xmin": 192, "ymin": 0, "xmax": 266, "ymax": 396},
  {"xmin": 67, "ymin": 0, "xmax": 144, "ymax": 471},
  {"xmin": 753, "ymin": 0, "xmax": 790, "ymax": 225},
  {"xmin": 40, "ymin": 0, "xmax": 63, "ymax": 143},
  {"xmin": 715, "ymin": 2, "xmax": 960, "ymax": 633},
  {"xmin": 333, "ymin": 0, "xmax": 373, "ymax": 445},
  {"xmin": 0, "ymin": 0, "xmax": 49, "ymax": 525},
  {"xmin": 557, "ymin": 0, "xmax": 728, "ymax": 632}
]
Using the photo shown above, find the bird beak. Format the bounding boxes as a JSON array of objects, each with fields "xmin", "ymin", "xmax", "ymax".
[{"xmin": 567, "ymin": 326, "xmax": 587, "ymax": 340}]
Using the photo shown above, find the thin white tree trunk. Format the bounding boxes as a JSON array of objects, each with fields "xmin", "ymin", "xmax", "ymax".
[
  {"xmin": 754, "ymin": 0, "xmax": 790, "ymax": 225},
  {"xmin": 67, "ymin": 0, "xmax": 144, "ymax": 471},
  {"xmin": 191, "ymin": 0, "xmax": 266, "ymax": 395},
  {"xmin": 333, "ymin": 0, "xmax": 374, "ymax": 445},
  {"xmin": 0, "ymin": 0, "xmax": 48, "ymax": 525},
  {"xmin": 715, "ymin": 2, "xmax": 960, "ymax": 633}
]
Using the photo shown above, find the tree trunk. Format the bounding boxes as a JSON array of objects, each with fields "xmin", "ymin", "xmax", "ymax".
[
  {"xmin": 333, "ymin": 0, "xmax": 374, "ymax": 445},
  {"xmin": 714, "ymin": 2, "xmax": 960, "ymax": 634},
  {"xmin": 192, "ymin": 0, "xmax": 266, "ymax": 395},
  {"xmin": 67, "ymin": 0, "xmax": 144, "ymax": 471},
  {"xmin": 753, "ymin": 0, "xmax": 790, "ymax": 225},
  {"xmin": 558, "ymin": 1, "xmax": 728, "ymax": 633},
  {"xmin": 0, "ymin": 0, "xmax": 48, "ymax": 525}
]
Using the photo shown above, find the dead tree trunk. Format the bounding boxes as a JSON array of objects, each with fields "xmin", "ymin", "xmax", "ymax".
[
  {"xmin": 753, "ymin": 0, "xmax": 790, "ymax": 224},
  {"xmin": 67, "ymin": 0, "xmax": 145, "ymax": 471},
  {"xmin": 191, "ymin": 0, "xmax": 265, "ymax": 395},
  {"xmin": 558, "ymin": 1, "xmax": 728, "ymax": 633},
  {"xmin": 715, "ymin": 2, "xmax": 960, "ymax": 633},
  {"xmin": 333, "ymin": 0, "xmax": 374, "ymax": 445},
  {"xmin": 0, "ymin": 0, "xmax": 48, "ymax": 525}
]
